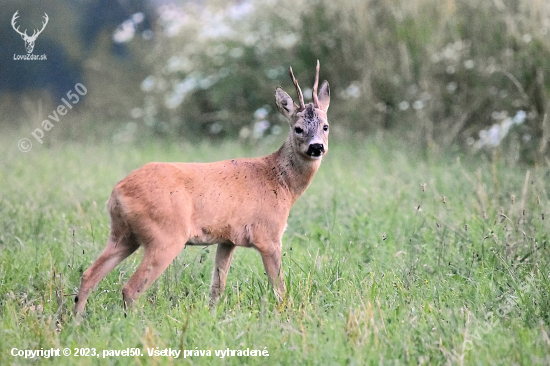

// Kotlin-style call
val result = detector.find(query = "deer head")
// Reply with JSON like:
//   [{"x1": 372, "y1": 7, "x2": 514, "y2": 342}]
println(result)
[
  {"x1": 11, "y1": 11, "x2": 49, "y2": 54},
  {"x1": 276, "y1": 60, "x2": 331, "y2": 160}
]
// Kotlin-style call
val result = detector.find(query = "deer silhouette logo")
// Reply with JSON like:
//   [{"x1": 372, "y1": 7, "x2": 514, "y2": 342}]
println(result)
[{"x1": 11, "y1": 11, "x2": 49, "y2": 54}]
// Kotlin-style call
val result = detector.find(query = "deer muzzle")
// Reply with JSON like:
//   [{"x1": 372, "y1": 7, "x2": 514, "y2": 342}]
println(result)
[{"x1": 306, "y1": 143, "x2": 325, "y2": 158}]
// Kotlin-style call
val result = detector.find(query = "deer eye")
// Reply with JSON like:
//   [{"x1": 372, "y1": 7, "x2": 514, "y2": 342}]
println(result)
[
  {"x1": 323, "y1": 125, "x2": 329, "y2": 131},
  {"x1": 294, "y1": 127, "x2": 303, "y2": 134}
]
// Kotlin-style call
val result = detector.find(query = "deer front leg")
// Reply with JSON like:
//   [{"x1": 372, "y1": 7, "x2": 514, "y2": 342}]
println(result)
[
  {"x1": 259, "y1": 243, "x2": 286, "y2": 302},
  {"x1": 209, "y1": 242, "x2": 236, "y2": 307}
]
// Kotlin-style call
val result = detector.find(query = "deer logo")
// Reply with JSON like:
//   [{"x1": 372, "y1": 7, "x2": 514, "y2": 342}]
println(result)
[{"x1": 11, "y1": 11, "x2": 49, "y2": 54}]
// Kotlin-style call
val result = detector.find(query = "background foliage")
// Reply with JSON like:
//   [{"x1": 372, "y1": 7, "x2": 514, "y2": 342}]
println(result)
[
  {"x1": 136, "y1": 0, "x2": 550, "y2": 158},
  {"x1": 2, "y1": 0, "x2": 550, "y2": 160}
]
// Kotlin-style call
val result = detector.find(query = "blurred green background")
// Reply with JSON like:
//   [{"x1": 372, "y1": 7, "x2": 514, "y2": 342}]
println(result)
[{"x1": 2, "y1": 0, "x2": 550, "y2": 161}]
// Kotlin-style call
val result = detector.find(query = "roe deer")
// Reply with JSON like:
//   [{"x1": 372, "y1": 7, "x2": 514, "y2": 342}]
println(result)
[{"x1": 74, "y1": 61, "x2": 330, "y2": 314}]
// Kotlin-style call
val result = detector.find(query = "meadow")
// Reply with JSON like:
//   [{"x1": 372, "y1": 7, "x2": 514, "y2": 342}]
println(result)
[{"x1": 1, "y1": 133, "x2": 550, "y2": 365}]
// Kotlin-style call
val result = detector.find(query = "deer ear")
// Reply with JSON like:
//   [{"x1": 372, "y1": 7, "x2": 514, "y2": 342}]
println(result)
[
  {"x1": 275, "y1": 87, "x2": 296, "y2": 118},
  {"x1": 317, "y1": 81, "x2": 330, "y2": 113}
]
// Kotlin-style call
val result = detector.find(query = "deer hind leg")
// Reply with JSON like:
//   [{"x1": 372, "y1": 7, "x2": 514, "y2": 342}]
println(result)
[
  {"x1": 121, "y1": 229, "x2": 186, "y2": 311},
  {"x1": 209, "y1": 242, "x2": 236, "y2": 307},
  {"x1": 74, "y1": 227, "x2": 139, "y2": 314}
]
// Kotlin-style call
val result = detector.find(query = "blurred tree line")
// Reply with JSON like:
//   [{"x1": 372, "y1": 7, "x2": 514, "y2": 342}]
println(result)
[{"x1": 2, "y1": 0, "x2": 550, "y2": 162}]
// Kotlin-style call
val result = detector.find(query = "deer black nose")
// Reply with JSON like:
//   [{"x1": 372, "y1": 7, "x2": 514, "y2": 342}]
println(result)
[{"x1": 307, "y1": 143, "x2": 325, "y2": 157}]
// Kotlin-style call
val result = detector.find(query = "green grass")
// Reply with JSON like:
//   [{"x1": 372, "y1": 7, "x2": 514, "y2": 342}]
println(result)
[{"x1": 1, "y1": 133, "x2": 550, "y2": 365}]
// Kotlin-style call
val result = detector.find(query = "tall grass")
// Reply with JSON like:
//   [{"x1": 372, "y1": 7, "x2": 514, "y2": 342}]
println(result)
[{"x1": 1, "y1": 132, "x2": 549, "y2": 364}]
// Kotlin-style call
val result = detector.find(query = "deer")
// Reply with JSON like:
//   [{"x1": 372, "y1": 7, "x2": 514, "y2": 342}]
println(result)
[
  {"x1": 73, "y1": 61, "x2": 330, "y2": 316},
  {"x1": 11, "y1": 11, "x2": 49, "y2": 54}
]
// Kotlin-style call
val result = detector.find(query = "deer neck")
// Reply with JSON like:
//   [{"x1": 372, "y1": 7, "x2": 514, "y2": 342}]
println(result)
[{"x1": 271, "y1": 135, "x2": 322, "y2": 203}]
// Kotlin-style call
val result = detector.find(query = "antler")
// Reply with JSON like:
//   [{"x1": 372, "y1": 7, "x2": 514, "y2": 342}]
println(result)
[
  {"x1": 29, "y1": 13, "x2": 49, "y2": 40},
  {"x1": 289, "y1": 66, "x2": 305, "y2": 111},
  {"x1": 11, "y1": 11, "x2": 27, "y2": 38},
  {"x1": 312, "y1": 60, "x2": 320, "y2": 108},
  {"x1": 11, "y1": 11, "x2": 48, "y2": 40}
]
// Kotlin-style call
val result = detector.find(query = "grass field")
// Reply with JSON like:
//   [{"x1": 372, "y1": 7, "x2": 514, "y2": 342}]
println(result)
[{"x1": 1, "y1": 133, "x2": 550, "y2": 365}]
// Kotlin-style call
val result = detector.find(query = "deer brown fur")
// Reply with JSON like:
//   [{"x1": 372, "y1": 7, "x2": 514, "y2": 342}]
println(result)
[{"x1": 73, "y1": 61, "x2": 330, "y2": 314}]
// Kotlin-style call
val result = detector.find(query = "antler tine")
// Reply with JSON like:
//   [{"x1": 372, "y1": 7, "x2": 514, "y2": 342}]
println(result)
[
  {"x1": 11, "y1": 11, "x2": 19, "y2": 26},
  {"x1": 33, "y1": 13, "x2": 49, "y2": 38},
  {"x1": 312, "y1": 60, "x2": 320, "y2": 108},
  {"x1": 11, "y1": 11, "x2": 27, "y2": 37},
  {"x1": 289, "y1": 66, "x2": 305, "y2": 110},
  {"x1": 42, "y1": 14, "x2": 49, "y2": 29}
]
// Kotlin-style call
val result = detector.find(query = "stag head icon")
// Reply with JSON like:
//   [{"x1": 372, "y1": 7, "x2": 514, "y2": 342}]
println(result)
[{"x1": 11, "y1": 11, "x2": 49, "y2": 54}]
